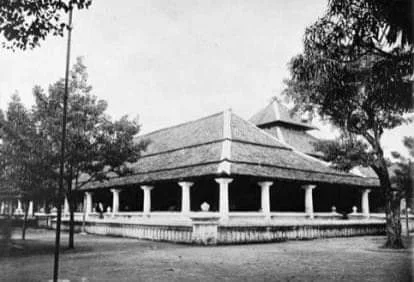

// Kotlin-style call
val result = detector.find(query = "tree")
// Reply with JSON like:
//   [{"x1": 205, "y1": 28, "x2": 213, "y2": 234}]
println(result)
[
  {"x1": 284, "y1": 0, "x2": 413, "y2": 248},
  {"x1": 304, "y1": 0, "x2": 412, "y2": 64},
  {"x1": 391, "y1": 137, "x2": 414, "y2": 209},
  {"x1": 33, "y1": 57, "x2": 147, "y2": 248},
  {"x1": 0, "y1": 94, "x2": 55, "y2": 239},
  {"x1": 313, "y1": 134, "x2": 374, "y2": 172},
  {"x1": 0, "y1": 0, "x2": 92, "y2": 50}
]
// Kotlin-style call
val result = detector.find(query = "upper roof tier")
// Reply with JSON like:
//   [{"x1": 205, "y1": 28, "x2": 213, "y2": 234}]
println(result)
[
  {"x1": 249, "y1": 99, "x2": 316, "y2": 130},
  {"x1": 83, "y1": 110, "x2": 378, "y2": 190}
]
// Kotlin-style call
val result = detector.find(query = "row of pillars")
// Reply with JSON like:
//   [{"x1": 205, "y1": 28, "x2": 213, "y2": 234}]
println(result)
[
  {"x1": 79, "y1": 178, "x2": 372, "y2": 220},
  {"x1": 0, "y1": 199, "x2": 34, "y2": 216},
  {"x1": 0, "y1": 184, "x2": 372, "y2": 219}
]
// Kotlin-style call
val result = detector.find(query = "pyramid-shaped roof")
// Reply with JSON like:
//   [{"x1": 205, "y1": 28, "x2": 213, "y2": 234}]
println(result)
[
  {"x1": 249, "y1": 99, "x2": 316, "y2": 130},
  {"x1": 84, "y1": 110, "x2": 378, "y2": 190}
]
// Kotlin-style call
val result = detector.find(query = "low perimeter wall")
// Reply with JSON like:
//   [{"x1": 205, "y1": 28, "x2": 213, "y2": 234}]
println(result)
[
  {"x1": 49, "y1": 218, "x2": 387, "y2": 245},
  {"x1": 217, "y1": 223, "x2": 385, "y2": 244}
]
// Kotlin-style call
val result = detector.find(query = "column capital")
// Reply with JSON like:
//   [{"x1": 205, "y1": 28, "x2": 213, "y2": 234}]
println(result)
[
  {"x1": 302, "y1": 184, "x2": 316, "y2": 190},
  {"x1": 110, "y1": 188, "x2": 121, "y2": 193},
  {"x1": 362, "y1": 189, "x2": 371, "y2": 194},
  {"x1": 141, "y1": 185, "x2": 154, "y2": 191},
  {"x1": 258, "y1": 181, "x2": 273, "y2": 188},
  {"x1": 215, "y1": 178, "x2": 233, "y2": 185},
  {"x1": 178, "y1": 181, "x2": 194, "y2": 188}
]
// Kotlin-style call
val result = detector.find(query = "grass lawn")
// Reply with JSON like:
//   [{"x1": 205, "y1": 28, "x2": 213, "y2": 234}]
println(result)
[{"x1": 0, "y1": 228, "x2": 412, "y2": 282}]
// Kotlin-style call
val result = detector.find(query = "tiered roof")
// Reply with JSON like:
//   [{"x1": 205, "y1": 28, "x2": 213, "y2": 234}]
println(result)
[
  {"x1": 249, "y1": 100, "x2": 322, "y2": 157},
  {"x1": 84, "y1": 110, "x2": 379, "y2": 190},
  {"x1": 249, "y1": 100, "x2": 315, "y2": 130}
]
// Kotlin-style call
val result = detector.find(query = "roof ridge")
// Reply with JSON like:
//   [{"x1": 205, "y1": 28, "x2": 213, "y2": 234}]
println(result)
[
  {"x1": 136, "y1": 111, "x2": 223, "y2": 140},
  {"x1": 233, "y1": 111, "x2": 290, "y2": 149},
  {"x1": 217, "y1": 108, "x2": 232, "y2": 175},
  {"x1": 240, "y1": 108, "x2": 337, "y2": 167},
  {"x1": 272, "y1": 101, "x2": 286, "y2": 143},
  {"x1": 252, "y1": 121, "x2": 364, "y2": 178}
]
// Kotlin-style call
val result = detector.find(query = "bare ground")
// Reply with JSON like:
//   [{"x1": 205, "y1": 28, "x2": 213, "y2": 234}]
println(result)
[{"x1": 0, "y1": 229, "x2": 412, "y2": 282}]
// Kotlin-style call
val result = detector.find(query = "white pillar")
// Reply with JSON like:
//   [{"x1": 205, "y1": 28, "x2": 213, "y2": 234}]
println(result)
[
  {"x1": 84, "y1": 192, "x2": 92, "y2": 216},
  {"x1": 0, "y1": 201, "x2": 4, "y2": 214},
  {"x1": 64, "y1": 197, "x2": 70, "y2": 215},
  {"x1": 111, "y1": 189, "x2": 121, "y2": 215},
  {"x1": 215, "y1": 178, "x2": 233, "y2": 221},
  {"x1": 28, "y1": 201, "x2": 34, "y2": 216},
  {"x1": 15, "y1": 199, "x2": 23, "y2": 215},
  {"x1": 302, "y1": 185, "x2": 316, "y2": 219},
  {"x1": 178, "y1": 182, "x2": 193, "y2": 215},
  {"x1": 258, "y1": 181, "x2": 273, "y2": 220},
  {"x1": 141, "y1": 185, "x2": 153, "y2": 216},
  {"x1": 361, "y1": 189, "x2": 371, "y2": 218}
]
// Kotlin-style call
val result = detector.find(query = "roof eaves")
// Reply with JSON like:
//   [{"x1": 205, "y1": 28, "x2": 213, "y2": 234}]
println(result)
[
  {"x1": 228, "y1": 160, "x2": 365, "y2": 179},
  {"x1": 252, "y1": 121, "x2": 373, "y2": 183},
  {"x1": 260, "y1": 120, "x2": 317, "y2": 130}
]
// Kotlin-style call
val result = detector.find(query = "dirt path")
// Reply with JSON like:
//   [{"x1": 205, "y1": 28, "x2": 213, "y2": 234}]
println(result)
[{"x1": 0, "y1": 229, "x2": 412, "y2": 281}]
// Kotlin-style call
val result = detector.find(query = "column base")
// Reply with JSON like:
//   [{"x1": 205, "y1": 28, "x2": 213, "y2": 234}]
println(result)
[
  {"x1": 219, "y1": 214, "x2": 229, "y2": 224},
  {"x1": 306, "y1": 213, "x2": 314, "y2": 219}
]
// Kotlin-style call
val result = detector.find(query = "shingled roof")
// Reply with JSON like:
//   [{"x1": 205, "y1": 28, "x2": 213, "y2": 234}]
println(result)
[
  {"x1": 84, "y1": 110, "x2": 379, "y2": 190},
  {"x1": 249, "y1": 99, "x2": 316, "y2": 130},
  {"x1": 260, "y1": 126, "x2": 323, "y2": 158},
  {"x1": 249, "y1": 100, "x2": 323, "y2": 157}
]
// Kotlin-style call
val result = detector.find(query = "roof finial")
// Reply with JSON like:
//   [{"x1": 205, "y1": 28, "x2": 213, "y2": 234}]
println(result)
[{"x1": 270, "y1": 95, "x2": 281, "y2": 104}]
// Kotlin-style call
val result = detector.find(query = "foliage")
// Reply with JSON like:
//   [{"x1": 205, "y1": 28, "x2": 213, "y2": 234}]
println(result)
[
  {"x1": 0, "y1": 0, "x2": 92, "y2": 50},
  {"x1": 305, "y1": 0, "x2": 412, "y2": 62},
  {"x1": 0, "y1": 94, "x2": 55, "y2": 202},
  {"x1": 390, "y1": 137, "x2": 414, "y2": 207},
  {"x1": 287, "y1": 0, "x2": 413, "y2": 136},
  {"x1": 32, "y1": 57, "x2": 147, "y2": 248},
  {"x1": 33, "y1": 57, "x2": 146, "y2": 190},
  {"x1": 0, "y1": 58, "x2": 146, "y2": 246},
  {"x1": 313, "y1": 134, "x2": 375, "y2": 171},
  {"x1": 284, "y1": 0, "x2": 412, "y2": 248}
]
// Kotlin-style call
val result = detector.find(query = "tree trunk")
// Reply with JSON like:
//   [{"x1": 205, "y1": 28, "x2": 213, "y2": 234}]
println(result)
[
  {"x1": 68, "y1": 179, "x2": 75, "y2": 249},
  {"x1": 21, "y1": 200, "x2": 29, "y2": 240},
  {"x1": 68, "y1": 195, "x2": 75, "y2": 249},
  {"x1": 376, "y1": 158, "x2": 404, "y2": 248}
]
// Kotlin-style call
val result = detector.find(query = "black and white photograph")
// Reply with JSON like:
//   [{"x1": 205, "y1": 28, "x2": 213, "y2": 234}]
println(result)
[{"x1": 0, "y1": 0, "x2": 412, "y2": 281}]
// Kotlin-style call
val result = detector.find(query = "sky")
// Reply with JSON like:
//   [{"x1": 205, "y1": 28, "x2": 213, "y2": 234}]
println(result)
[{"x1": 0, "y1": 0, "x2": 411, "y2": 157}]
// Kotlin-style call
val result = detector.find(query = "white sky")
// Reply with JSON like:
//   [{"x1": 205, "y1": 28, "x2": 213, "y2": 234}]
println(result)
[{"x1": 0, "y1": 0, "x2": 412, "y2": 157}]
